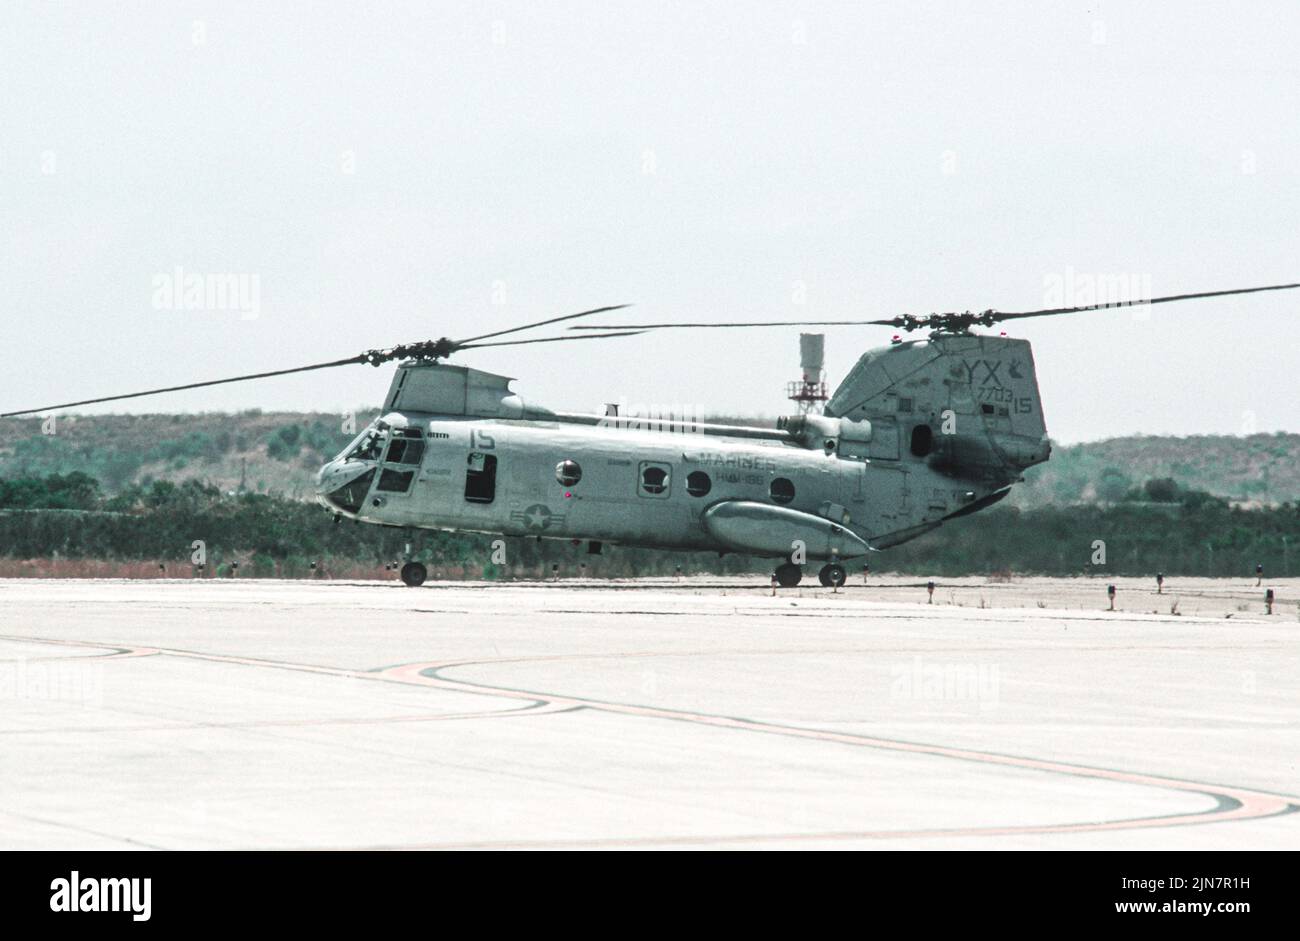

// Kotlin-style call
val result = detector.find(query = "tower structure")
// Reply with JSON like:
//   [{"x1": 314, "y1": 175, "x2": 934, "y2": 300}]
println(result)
[{"x1": 786, "y1": 333, "x2": 828, "y2": 414}]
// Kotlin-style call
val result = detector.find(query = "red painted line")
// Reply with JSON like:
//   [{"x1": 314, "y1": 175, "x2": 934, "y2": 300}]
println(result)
[
  {"x1": 377, "y1": 657, "x2": 1298, "y2": 839},
  {"x1": 0, "y1": 702, "x2": 574, "y2": 737},
  {"x1": 0, "y1": 634, "x2": 160, "y2": 661},
  {"x1": 6, "y1": 634, "x2": 1295, "y2": 841}
]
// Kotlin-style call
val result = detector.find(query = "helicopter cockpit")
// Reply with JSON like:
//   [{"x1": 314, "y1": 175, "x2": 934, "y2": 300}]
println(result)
[
  {"x1": 339, "y1": 419, "x2": 390, "y2": 463},
  {"x1": 317, "y1": 416, "x2": 429, "y2": 516}
]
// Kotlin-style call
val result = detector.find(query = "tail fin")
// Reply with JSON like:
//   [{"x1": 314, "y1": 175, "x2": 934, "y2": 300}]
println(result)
[{"x1": 826, "y1": 333, "x2": 1050, "y2": 545}]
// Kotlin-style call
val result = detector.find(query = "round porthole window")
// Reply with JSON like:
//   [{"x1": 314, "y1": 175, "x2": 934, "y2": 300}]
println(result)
[
  {"x1": 641, "y1": 465, "x2": 669, "y2": 495},
  {"x1": 555, "y1": 459, "x2": 582, "y2": 487},
  {"x1": 686, "y1": 470, "x2": 712, "y2": 497},
  {"x1": 770, "y1": 477, "x2": 795, "y2": 505}
]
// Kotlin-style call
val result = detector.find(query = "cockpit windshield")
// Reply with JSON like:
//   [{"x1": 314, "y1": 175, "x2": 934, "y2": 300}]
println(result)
[{"x1": 341, "y1": 421, "x2": 389, "y2": 463}]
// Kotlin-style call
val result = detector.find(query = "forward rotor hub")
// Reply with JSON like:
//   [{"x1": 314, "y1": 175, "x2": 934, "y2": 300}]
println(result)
[{"x1": 361, "y1": 337, "x2": 458, "y2": 366}]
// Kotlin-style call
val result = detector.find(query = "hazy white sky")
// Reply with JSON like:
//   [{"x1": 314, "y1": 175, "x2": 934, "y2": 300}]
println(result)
[{"x1": 2, "y1": 1, "x2": 1297, "y2": 443}]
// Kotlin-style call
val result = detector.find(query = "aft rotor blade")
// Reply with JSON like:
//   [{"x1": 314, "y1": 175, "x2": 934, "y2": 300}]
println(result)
[
  {"x1": 0, "y1": 356, "x2": 366, "y2": 418},
  {"x1": 991, "y1": 282, "x2": 1300, "y2": 323},
  {"x1": 457, "y1": 304, "x2": 632, "y2": 345},
  {"x1": 574, "y1": 282, "x2": 1300, "y2": 333},
  {"x1": 458, "y1": 330, "x2": 646, "y2": 350}
]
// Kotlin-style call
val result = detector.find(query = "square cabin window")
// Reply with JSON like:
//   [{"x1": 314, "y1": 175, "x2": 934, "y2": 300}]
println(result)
[{"x1": 465, "y1": 453, "x2": 497, "y2": 504}]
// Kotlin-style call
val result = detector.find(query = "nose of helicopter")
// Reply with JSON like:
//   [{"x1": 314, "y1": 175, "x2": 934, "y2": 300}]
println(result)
[
  {"x1": 315, "y1": 459, "x2": 376, "y2": 515},
  {"x1": 315, "y1": 459, "x2": 340, "y2": 492},
  {"x1": 314, "y1": 459, "x2": 344, "y2": 508}
]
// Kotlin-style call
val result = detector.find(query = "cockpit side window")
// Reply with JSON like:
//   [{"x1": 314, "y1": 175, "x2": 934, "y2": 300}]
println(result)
[
  {"x1": 385, "y1": 437, "x2": 425, "y2": 466},
  {"x1": 377, "y1": 468, "x2": 415, "y2": 493},
  {"x1": 382, "y1": 428, "x2": 428, "y2": 467},
  {"x1": 343, "y1": 421, "x2": 390, "y2": 462},
  {"x1": 365, "y1": 427, "x2": 424, "y2": 492}
]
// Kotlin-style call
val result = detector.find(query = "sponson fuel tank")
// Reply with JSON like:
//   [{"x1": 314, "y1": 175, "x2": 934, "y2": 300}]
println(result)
[{"x1": 702, "y1": 501, "x2": 871, "y2": 561}]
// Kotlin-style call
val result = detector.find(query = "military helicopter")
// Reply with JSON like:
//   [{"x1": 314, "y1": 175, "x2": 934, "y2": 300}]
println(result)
[{"x1": 4, "y1": 283, "x2": 1296, "y2": 588}]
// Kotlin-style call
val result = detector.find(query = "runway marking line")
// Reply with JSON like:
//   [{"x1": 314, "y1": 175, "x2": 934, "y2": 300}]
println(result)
[
  {"x1": 4, "y1": 633, "x2": 1297, "y2": 845},
  {"x1": 379, "y1": 657, "x2": 1300, "y2": 842}
]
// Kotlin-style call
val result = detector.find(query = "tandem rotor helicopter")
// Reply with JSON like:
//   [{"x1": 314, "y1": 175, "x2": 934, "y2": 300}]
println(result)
[{"x1": 5, "y1": 282, "x2": 1297, "y2": 588}]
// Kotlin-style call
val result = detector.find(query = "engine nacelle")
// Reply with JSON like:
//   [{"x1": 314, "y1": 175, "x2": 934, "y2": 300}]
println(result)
[{"x1": 778, "y1": 414, "x2": 872, "y2": 455}]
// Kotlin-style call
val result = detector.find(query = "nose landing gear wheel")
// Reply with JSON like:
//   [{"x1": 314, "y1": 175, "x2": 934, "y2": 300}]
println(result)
[
  {"x1": 818, "y1": 563, "x2": 846, "y2": 588},
  {"x1": 400, "y1": 561, "x2": 427, "y2": 587},
  {"x1": 774, "y1": 562, "x2": 803, "y2": 587}
]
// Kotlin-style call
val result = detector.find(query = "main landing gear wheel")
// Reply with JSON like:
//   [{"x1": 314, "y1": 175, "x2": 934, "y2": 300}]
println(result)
[
  {"x1": 774, "y1": 562, "x2": 803, "y2": 587},
  {"x1": 818, "y1": 563, "x2": 847, "y2": 588},
  {"x1": 400, "y1": 561, "x2": 427, "y2": 587}
]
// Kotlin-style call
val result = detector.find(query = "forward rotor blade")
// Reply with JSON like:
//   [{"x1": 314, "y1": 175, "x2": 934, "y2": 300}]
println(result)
[
  {"x1": 571, "y1": 319, "x2": 882, "y2": 330},
  {"x1": 2, "y1": 303, "x2": 638, "y2": 417},
  {"x1": 0, "y1": 356, "x2": 366, "y2": 418},
  {"x1": 457, "y1": 304, "x2": 632, "y2": 345},
  {"x1": 990, "y1": 282, "x2": 1300, "y2": 322},
  {"x1": 458, "y1": 330, "x2": 646, "y2": 350}
]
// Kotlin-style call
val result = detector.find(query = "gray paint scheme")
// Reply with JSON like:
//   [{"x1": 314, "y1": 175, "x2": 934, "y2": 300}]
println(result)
[{"x1": 315, "y1": 334, "x2": 1051, "y2": 562}]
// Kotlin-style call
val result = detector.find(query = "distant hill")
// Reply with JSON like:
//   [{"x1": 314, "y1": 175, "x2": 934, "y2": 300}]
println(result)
[
  {"x1": 1013, "y1": 433, "x2": 1297, "y2": 508},
  {"x1": 0, "y1": 413, "x2": 1290, "y2": 507},
  {"x1": 0, "y1": 411, "x2": 380, "y2": 498}
]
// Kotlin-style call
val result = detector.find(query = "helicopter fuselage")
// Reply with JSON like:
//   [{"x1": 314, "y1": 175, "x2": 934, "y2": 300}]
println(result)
[
  {"x1": 314, "y1": 336, "x2": 1052, "y2": 569},
  {"x1": 317, "y1": 414, "x2": 878, "y2": 559}
]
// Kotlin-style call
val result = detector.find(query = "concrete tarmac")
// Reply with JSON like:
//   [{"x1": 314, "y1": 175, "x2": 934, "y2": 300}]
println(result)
[{"x1": 0, "y1": 575, "x2": 1296, "y2": 849}]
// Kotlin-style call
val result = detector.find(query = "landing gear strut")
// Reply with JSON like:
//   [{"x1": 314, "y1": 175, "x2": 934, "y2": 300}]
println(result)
[
  {"x1": 818, "y1": 563, "x2": 846, "y2": 588},
  {"x1": 774, "y1": 562, "x2": 802, "y2": 587}
]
